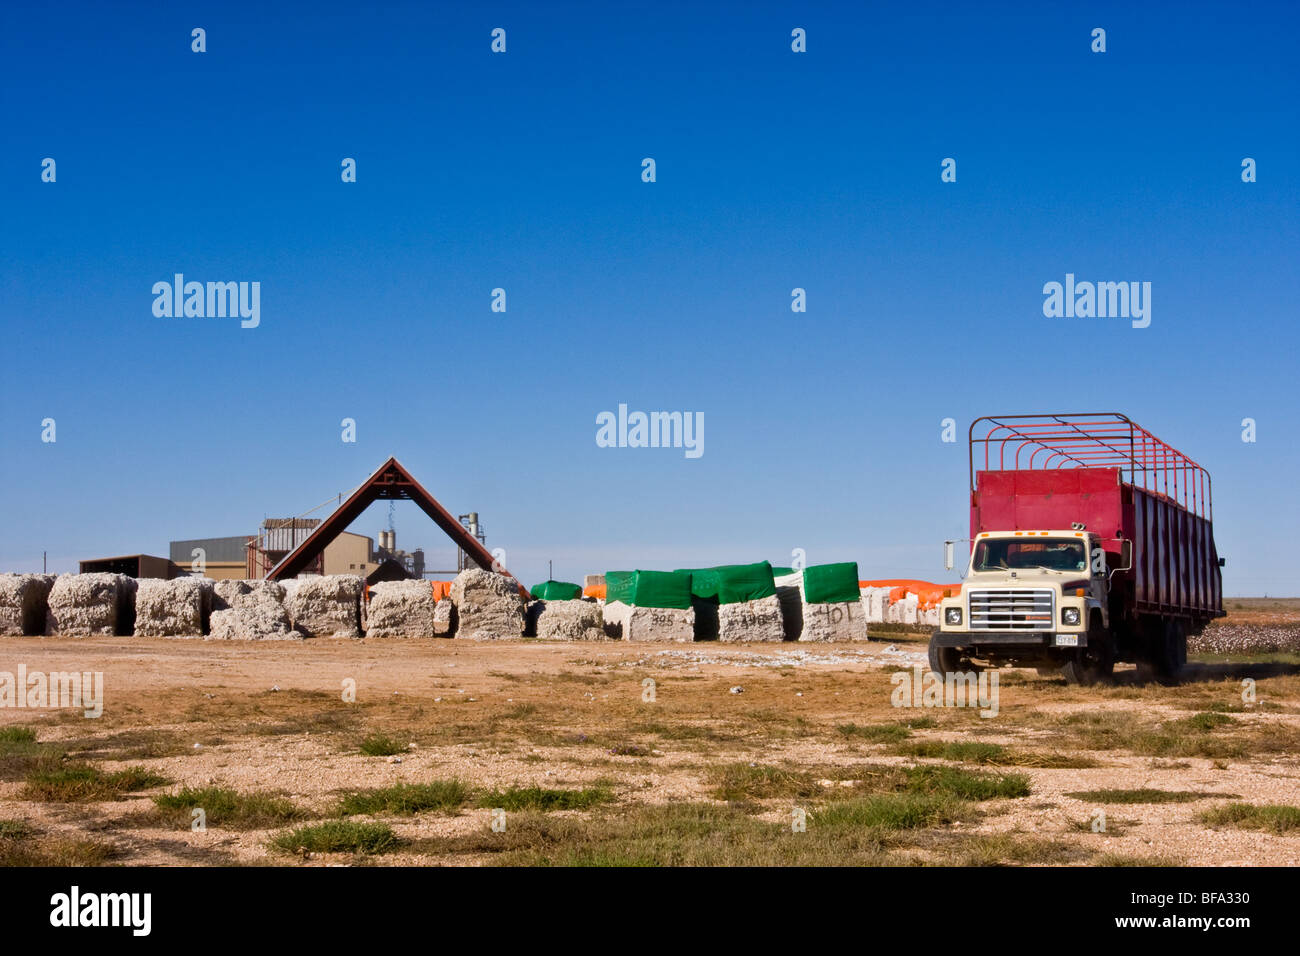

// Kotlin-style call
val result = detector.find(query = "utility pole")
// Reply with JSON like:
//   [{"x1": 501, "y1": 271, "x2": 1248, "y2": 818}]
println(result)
[
  {"x1": 43, "y1": 551, "x2": 47, "y2": 574},
  {"x1": 548, "y1": 559, "x2": 553, "y2": 581}
]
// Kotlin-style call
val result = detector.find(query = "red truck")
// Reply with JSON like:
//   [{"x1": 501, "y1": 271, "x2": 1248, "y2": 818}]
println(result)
[{"x1": 932, "y1": 413, "x2": 1225, "y2": 683}]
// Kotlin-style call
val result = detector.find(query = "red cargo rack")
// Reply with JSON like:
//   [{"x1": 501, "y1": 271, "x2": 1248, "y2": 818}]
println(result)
[{"x1": 969, "y1": 413, "x2": 1211, "y2": 519}]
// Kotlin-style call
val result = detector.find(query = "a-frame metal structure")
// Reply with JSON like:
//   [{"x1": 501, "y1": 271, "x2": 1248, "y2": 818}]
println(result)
[{"x1": 265, "y1": 457, "x2": 519, "y2": 590}]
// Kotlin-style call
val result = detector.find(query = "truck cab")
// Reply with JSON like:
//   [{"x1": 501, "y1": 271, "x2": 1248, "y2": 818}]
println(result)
[{"x1": 935, "y1": 529, "x2": 1114, "y2": 683}]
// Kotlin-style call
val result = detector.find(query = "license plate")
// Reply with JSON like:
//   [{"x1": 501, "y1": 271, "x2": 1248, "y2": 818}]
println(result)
[{"x1": 1055, "y1": 634, "x2": 1079, "y2": 647}]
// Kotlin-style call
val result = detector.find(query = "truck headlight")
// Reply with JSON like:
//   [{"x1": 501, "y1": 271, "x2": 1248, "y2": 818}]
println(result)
[
  {"x1": 945, "y1": 607, "x2": 962, "y2": 626},
  {"x1": 1061, "y1": 607, "x2": 1081, "y2": 626}
]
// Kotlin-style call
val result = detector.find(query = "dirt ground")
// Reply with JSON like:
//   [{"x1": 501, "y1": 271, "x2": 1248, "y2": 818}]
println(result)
[{"x1": 2, "y1": 607, "x2": 1299, "y2": 867}]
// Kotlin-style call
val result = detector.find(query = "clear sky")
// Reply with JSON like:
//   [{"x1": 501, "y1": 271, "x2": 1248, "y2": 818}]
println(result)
[{"x1": 1, "y1": 1, "x2": 1296, "y2": 595}]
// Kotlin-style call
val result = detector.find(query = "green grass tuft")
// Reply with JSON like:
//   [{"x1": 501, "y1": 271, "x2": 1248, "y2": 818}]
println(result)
[
  {"x1": 338, "y1": 780, "x2": 470, "y2": 816},
  {"x1": 476, "y1": 785, "x2": 613, "y2": 812},
  {"x1": 22, "y1": 764, "x2": 168, "y2": 802},
  {"x1": 153, "y1": 786, "x2": 304, "y2": 828},
  {"x1": 1200, "y1": 802, "x2": 1300, "y2": 834},
  {"x1": 904, "y1": 764, "x2": 1031, "y2": 800},
  {"x1": 272, "y1": 821, "x2": 397, "y2": 855},
  {"x1": 815, "y1": 793, "x2": 961, "y2": 830},
  {"x1": 359, "y1": 734, "x2": 408, "y2": 756},
  {"x1": 1068, "y1": 788, "x2": 1228, "y2": 805},
  {"x1": 836, "y1": 723, "x2": 912, "y2": 744}
]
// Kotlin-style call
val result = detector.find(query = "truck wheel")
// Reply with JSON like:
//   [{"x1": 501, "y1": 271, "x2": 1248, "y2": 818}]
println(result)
[
  {"x1": 1060, "y1": 617, "x2": 1114, "y2": 686},
  {"x1": 928, "y1": 634, "x2": 964, "y2": 678},
  {"x1": 1151, "y1": 618, "x2": 1187, "y2": 681}
]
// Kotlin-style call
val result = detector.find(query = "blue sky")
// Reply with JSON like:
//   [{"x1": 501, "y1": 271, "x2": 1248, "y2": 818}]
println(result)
[{"x1": 1, "y1": 1, "x2": 1296, "y2": 594}]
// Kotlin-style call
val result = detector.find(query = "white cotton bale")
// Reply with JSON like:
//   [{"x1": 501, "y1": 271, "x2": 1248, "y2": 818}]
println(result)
[
  {"x1": 0, "y1": 573, "x2": 55, "y2": 635},
  {"x1": 133, "y1": 577, "x2": 208, "y2": 637},
  {"x1": 885, "y1": 593, "x2": 919, "y2": 626},
  {"x1": 859, "y1": 587, "x2": 891, "y2": 624},
  {"x1": 365, "y1": 579, "x2": 437, "y2": 638},
  {"x1": 449, "y1": 568, "x2": 524, "y2": 640},
  {"x1": 625, "y1": 606, "x2": 695, "y2": 643},
  {"x1": 289, "y1": 574, "x2": 363, "y2": 638},
  {"x1": 602, "y1": 600, "x2": 632, "y2": 639},
  {"x1": 718, "y1": 594, "x2": 786, "y2": 643},
  {"x1": 799, "y1": 598, "x2": 869, "y2": 642},
  {"x1": 208, "y1": 595, "x2": 303, "y2": 641},
  {"x1": 45, "y1": 573, "x2": 133, "y2": 636},
  {"x1": 213, "y1": 579, "x2": 286, "y2": 611},
  {"x1": 536, "y1": 599, "x2": 605, "y2": 641},
  {"x1": 433, "y1": 598, "x2": 455, "y2": 637}
]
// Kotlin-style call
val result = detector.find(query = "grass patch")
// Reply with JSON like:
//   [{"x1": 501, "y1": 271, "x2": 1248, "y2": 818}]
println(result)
[
  {"x1": 476, "y1": 785, "x2": 614, "y2": 812},
  {"x1": 0, "y1": 826, "x2": 116, "y2": 866},
  {"x1": 949, "y1": 833, "x2": 1086, "y2": 866},
  {"x1": 708, "y1": 763, "x2": 822, "y2": 802},
  {"x1": 338, "y1": 780, "x2": 470, "y2": 816},
  {"x1": 1049, "y1": 710, "x2": 1250, "y2": 759},
  {"x1": 0, "y1": 728, "x2": 65, "y2": 781},
  {"x1": 359, "y1": 734, "x2": 408, "y2": 757},
  {"x1": 22, "y1": 764, "x2": 168, "y2": 802},
  {"x1": 1095, "y1": 852, "x2": 1182, "y2": 867},
  {"x1": 1069, "y1": 788, "x2": 1229, "y2": 805},
  {"x1": 904, "y1": 764, "x2": 1031, "y2": 801},
  {"x1": 1176, "y1": 712, "x2": 1236, "y2": 732},
  {"x1": 272, "y1": 821, "x2": 397, "y2": 855},
  {"x1": 61, "y1": 729, "x2": 194, "y2": 761},
  {"x1": 895, "y1": 741, "x2": 1094, "y2": 768},
  {"x1": 814, "y1": 793, "x2": 962, "y2": 830},
  {"x1": 1200, "y1": 802, "x2": 1300, "y2": 834},
  {"x1": 153, "y1": 786, "x2": 304, "y2": 828},
  {"x1": 897, "y1": 741, "x2": 1006, "y2": 763},
  {"x1": 421, "y1": 803, "x2": 897, "y2": 866},
  {"x1": 0, "y1": 820, "x2": 33, "y2": 839},
  {"x1": 836, "y1": 723, "x2": 911, "y2": 744}
]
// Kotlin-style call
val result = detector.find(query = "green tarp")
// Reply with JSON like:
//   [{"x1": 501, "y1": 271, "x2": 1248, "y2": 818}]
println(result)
[
  {"x1": 530, "y1": 580, "x2": 582, "y2": 601},
  {"x1": 674, "y1": 562, "x2": 776, "y2": 605},
  {"x1": 604, "y1": 570, "x2": 693, "y2": 610},
  {"x1": 801, "y1": 562, "x2": 861, "y2": 604}
]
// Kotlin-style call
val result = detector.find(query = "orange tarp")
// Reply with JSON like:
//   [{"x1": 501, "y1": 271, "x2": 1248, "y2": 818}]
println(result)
[{"x1": 859, "y1": 579, "x2": 962, "y2": 609}]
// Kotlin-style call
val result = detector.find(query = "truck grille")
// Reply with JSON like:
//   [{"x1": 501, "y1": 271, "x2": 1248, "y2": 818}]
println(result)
[{"x1": 968, "y1": 589, "x2": 1054, "y2": 630}]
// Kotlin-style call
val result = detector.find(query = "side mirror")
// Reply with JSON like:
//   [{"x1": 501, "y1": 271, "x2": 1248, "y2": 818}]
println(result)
[
  {"x1": 1218, "y1": 557, "x2": 1226, "y2": 568},
  {"x1": 1108, "y1": 540, "x2": 1134, "y2": 580},
  {"x1": 944, "y1": 541, "x2": 955, "y2": 571}
]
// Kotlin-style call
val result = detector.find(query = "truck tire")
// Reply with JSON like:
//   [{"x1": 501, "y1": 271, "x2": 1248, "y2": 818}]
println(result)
[
  {"x1": 1135, "y1": 618, "x2": 1186, "y2": 683},
  {"x1": 928, "y1": 634, "x2": 964, "y2": 678},
  {"x1": 1153, "y1": 618, "x2": 1187, "y2": 680},
  {"x1": 1061, "y1": 616, "x2": 1114, "y2": 686}
]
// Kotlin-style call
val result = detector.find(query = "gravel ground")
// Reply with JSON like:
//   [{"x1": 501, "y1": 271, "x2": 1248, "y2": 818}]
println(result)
[{"x1": 2, "y1": 625, "x2": 1298, "y2": 866}]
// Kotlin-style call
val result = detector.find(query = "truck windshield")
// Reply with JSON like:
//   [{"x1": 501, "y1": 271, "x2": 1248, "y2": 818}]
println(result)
[{"x1": 972, "y1": 538, "x2": 1087, "y2": 573}]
